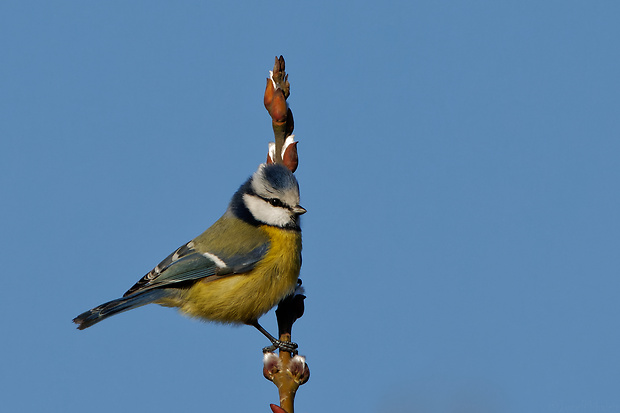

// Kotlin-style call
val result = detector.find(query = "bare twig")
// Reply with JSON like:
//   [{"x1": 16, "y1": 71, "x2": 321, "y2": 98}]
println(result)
[{"x1": 262, "y1": 56, "x2": 308, "y2": 413}]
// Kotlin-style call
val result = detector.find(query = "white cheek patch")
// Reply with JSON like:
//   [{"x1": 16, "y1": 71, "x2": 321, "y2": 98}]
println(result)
[{"x1": 243, "y1": 194, "x2": 292, "y2": 227}]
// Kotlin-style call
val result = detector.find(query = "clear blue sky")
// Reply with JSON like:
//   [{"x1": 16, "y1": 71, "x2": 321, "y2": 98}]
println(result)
[{"x1": 1, "y1": 1, "x2": 619, "y2": 412}]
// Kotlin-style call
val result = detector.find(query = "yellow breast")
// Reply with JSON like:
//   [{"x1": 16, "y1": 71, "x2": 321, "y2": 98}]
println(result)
[{"x1": 174, "y1": 226, "x2": 302, "y2": 324}]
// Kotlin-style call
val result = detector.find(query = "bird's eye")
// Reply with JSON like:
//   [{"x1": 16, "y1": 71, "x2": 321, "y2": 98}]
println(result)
[{"x1": 268, "y1": 198, "x2": 284, "y2": 208}]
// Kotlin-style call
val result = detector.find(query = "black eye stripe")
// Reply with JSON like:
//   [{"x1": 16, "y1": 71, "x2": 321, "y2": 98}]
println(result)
[{"x1": 265, "y1": 197, "x2": 287, "y2": 208}]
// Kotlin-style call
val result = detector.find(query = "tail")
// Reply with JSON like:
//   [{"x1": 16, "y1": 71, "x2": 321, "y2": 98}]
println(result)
[{"x1": 73, "y1": 289, "x2": 168, "y2": 330}]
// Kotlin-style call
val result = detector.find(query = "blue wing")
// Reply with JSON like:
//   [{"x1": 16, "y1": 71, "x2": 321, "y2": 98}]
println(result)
[
  {"x1": 74, "y1": 213, "x2": 271, "y2": 330},
  {"x1": 123, "y1": 239, "x2": 269, "y2": 297}
]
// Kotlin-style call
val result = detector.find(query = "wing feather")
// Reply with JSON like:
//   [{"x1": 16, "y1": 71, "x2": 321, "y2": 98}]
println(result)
[{"x1": 123, "y1": 239, "x2": 269, "y2": 297}]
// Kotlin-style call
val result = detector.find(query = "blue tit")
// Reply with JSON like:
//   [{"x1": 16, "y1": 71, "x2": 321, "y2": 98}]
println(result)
[{"x1": 73, "y1": 163, "x2": 306, "y2": 352}]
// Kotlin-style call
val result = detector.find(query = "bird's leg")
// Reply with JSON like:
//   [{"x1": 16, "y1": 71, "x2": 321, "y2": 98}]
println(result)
[{"x1": 250, "y1": 320, "x2": 298, "y2": 354}]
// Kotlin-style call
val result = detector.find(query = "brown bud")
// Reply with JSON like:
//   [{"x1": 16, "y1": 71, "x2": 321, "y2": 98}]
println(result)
[
  {"x1": 266, "y1": 142, "x2": 275, "y2": 164},
  {"x1": 288, "y1": 355, "x2": 310, "y2": 385},
  {"x1": 282, "y1": 141, "x2": 298, "y2": 173},
  {"x1": 270, "y1": 56, "x2": 290, "y2": 98},
  {"x1": 264, "y1": 77, "x2": 275, "y2": 110},
  {"x1": 272, "y1": 56, "x2": 285, "y2": 80},
  {"x1": 263, "y1": 352, "x2": 280, "y2": 381},
  {"x1": 285, "y1": 108, "x2": 294, "y2": 137},
  {"x1": 269, "y1": 89, "x2": 288, "y2": 122},
  {"x1": 270, "y1": 404, "x2": 288, "y2": 413}
]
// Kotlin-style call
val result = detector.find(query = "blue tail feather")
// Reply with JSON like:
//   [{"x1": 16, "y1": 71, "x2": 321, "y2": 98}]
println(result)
[{"x1": 73, "y1": 289, "x2": 168, "y2": 330}]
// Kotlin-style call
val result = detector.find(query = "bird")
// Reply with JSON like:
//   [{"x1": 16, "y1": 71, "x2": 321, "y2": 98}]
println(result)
[{"x1": 73, "y1": 162, "x2": 306, "y2": 352}]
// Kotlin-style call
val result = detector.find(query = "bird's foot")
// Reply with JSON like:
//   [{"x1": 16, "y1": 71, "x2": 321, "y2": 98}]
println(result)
[{"x1": 263, "y1": 340, "x2": 299, "y2": 355}]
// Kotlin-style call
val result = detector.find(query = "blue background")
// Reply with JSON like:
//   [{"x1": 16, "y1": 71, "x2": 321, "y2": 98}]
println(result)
[{"x1": 1, "y1": 1, "x2": 619, "y2": 412}]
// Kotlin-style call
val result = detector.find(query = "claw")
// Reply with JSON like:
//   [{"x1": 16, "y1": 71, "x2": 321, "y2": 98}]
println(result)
[{"x1": 263, "y1": 340, "x2": 298, "y2": 355}]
